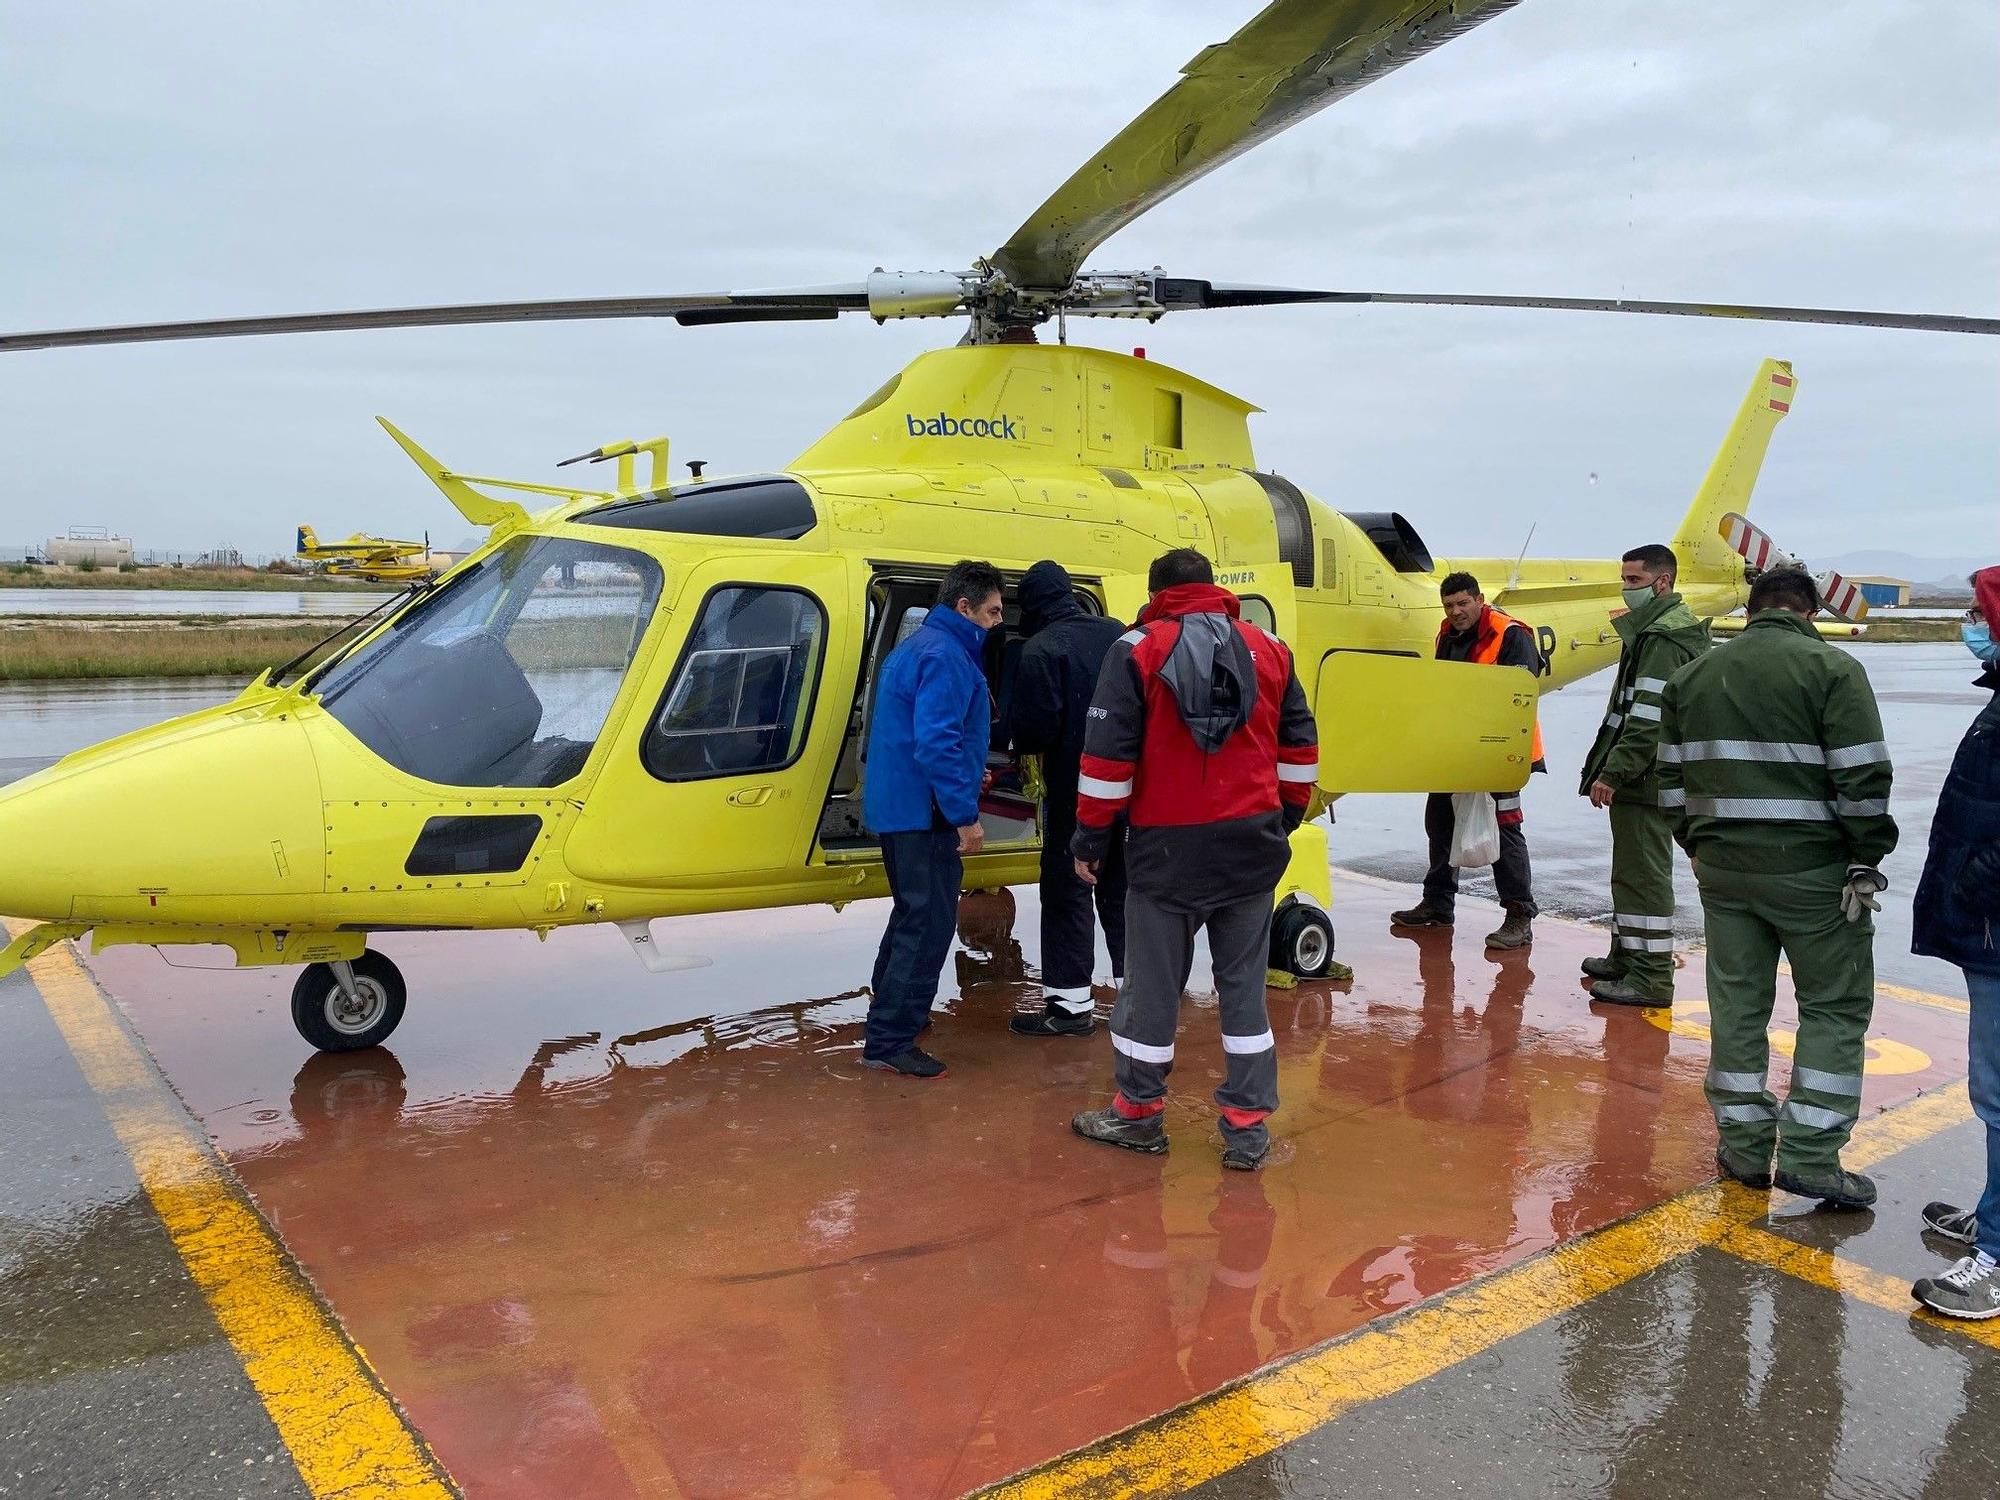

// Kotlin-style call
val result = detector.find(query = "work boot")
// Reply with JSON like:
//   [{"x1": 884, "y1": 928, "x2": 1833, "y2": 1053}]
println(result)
[
  {"x1": 1912, "y1": 1253, "x2": 2000, "y2": 1321},
  {"x1": 861, "y1": 1046, "x2": 948, "y2": 1080},
  {"x1": 1072, "y1": 1106, "x2": 1168, "y2": 1155},
  {"x1": 1587, "y1": 978, "x2": 1672, "y2": 1008},
  {"x1": 1715, "y1": 1144, "x2": 1773, "y2": 1191},
  {"x1": 1580, "y1": 955, "x2": 1627, "y2": 981},
  {"x1": 1010, "y1": 1004, "x2": 1094, "y2": 1038},
  {"x1": 1922, "y1": 1201, "x2": 1978, "y2": 1245},
  {"x1": 1221, "y1": 1140, "x2": 1269, "y2": 1172},
  {"x1": 1390, "y1": 903, "x2": 1453, "y2": 928},
  {"x1": 1484, "y1": 907, "x2": 1533, "y2": 950},
  {"x1": 1775, "y1": 1165, "x2": 1876, "y2": 1209}
]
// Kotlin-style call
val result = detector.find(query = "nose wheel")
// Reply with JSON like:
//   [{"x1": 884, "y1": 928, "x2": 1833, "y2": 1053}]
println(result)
[{"x1": 291, "y1": 950, "x2": 407, "y2": 1052}]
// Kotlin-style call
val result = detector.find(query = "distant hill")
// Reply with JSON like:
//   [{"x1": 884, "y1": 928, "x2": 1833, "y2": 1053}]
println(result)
[{"x1": 1822, "y1": 550, "x2": 1989, "y2": 592}]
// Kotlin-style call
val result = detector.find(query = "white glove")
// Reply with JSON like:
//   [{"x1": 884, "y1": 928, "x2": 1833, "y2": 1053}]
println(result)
[{"x1": 1840, "y1": 864, "x2": 1887, "y2": 923}]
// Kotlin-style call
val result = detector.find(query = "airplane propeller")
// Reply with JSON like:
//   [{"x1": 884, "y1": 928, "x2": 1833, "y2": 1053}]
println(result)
[{"x1": 2, "y1": 0, "x2": 1996, "y2": 352}]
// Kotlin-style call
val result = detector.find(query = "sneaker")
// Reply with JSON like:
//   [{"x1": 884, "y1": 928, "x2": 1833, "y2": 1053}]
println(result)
[
  {"x1": 1774, "y1": 1165, "x2": 1876, "y2": 1209},
  {"x1": 1221, "y1": 1140, "x2": 1269, "y2": 1172},
  {"x1": 1922, "y1": 1201, "x2": 1978, "y2": 1245},
  {"x1": 1913, "y1": 1253, "x2": 2000, "y2": 1321},
  {"x1": 1071, "y1": 1106, "x2": 1168, "y2": 1155},
  {"x1": 861, "y1": 1046, "x2": 948, "y2": 1079},
  {"x1": 1581, "y1": 955, "x2": 1627, "y2": 981},
  {"x1": 1715, "y1": 1145, "x2": 1773, "y2": 1191},
  {"x1": 1010, "y1": 1005, "x2": 1094, "y2": 1038},
  {"x1": 1485, "y1": 910, "x2": 1534, "y2": 950},
  {"x1": 1587, "y1": 978, "x2": 1673, "y2": 1008},
  {"x1": 1390, "y1": 904, "x2": 1453, "y2": 928}
]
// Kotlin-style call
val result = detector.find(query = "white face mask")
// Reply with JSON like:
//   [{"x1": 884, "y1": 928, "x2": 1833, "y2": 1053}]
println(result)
[{"x1": 1620, "y1": 586, "x2": 1656, "y2": 612}]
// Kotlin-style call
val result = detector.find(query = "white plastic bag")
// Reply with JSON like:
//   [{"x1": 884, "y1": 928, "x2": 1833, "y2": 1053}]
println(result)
[{"x1": 1449, "y1": 791, "x2": 1500, "y2": 868}]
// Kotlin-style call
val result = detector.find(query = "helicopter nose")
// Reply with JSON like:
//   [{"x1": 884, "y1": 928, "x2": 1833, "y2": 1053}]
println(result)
[{"x1": 0, "y1": 705, "x2": 326, "y2": 926}]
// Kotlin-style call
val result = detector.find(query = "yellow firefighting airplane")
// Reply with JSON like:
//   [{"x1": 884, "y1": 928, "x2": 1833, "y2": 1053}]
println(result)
[
  {"x1": 294, "y1": 524, "x2": 443, "y2": 583},
  {"x1": 1, "y1": 0, "x2": 1994, "y2": 1052}
]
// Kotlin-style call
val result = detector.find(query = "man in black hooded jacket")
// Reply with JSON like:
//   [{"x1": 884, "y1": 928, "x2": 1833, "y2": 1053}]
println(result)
[{"x1": 1004, "y1": 560, "x2": 1129, "y2": 1036}]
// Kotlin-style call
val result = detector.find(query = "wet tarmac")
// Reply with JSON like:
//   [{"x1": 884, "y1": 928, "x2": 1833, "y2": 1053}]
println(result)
[
  {"x1": 53, "y1": 875, "x2": 1971, "y2": 1498},
  {"x1": 0, "y1": 677, "x2": 243, "y2": 785},
  {"x1": 0, "y1": 588, "x2": 390, "y2": 617}
]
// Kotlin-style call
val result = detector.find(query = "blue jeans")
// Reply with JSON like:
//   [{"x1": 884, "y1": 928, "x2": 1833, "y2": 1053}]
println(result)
[
  {"x1": 864, "y1": 827, "x2": 963, "y2": 1060},
  {"x1": 1967, "y1": 968, "x2": 2000, "y2": 1259}
]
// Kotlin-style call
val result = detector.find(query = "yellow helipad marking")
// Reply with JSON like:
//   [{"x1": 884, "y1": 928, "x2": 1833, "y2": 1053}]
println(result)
[
  {"x1": 1719, "y1": 1222, "x2": 2000, "y2": 1352},
  {"x1": 1642, "y1": 998, "x2": 1934, "y2": 1076},
  {"x1": 985, "y1": 1082, "x2": 1980, "y2": 1499},
  {"x1": 4, "y1": 923, "x2": 455, "y2": 1499},
  {"x1": 1874, "y1": 980, "x2": 1972, "y2": 1016}
]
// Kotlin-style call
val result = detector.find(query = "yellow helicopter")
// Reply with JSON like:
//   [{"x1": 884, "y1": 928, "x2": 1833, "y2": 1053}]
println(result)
[
  {"x1": 294, "y1": 524, "x2": 448, "y2": 584},
  {"x1": 2, "y1": 0, "x2": 1994, "y2": 1052}
]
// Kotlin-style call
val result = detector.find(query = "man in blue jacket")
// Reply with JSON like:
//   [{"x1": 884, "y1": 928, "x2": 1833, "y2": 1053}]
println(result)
[{"x1": 861, "y1": 560, "x2": 1005, "y2": 1078}]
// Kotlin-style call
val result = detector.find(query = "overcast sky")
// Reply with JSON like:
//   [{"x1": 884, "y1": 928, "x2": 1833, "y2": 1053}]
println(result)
[{"x1": 2, "y1": 0, "x2": 1995, "y2": 565}]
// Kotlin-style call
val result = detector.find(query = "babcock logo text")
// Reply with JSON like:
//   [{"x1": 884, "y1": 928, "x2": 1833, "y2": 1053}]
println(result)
[{"x1": 904, "y1": 412, "x2": 1021, "y2": 440}]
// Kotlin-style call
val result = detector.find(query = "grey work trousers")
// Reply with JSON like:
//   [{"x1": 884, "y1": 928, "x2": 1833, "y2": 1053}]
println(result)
[{"x1": 1109, "y1": 888, "x2": 1279, "y2": 1152}]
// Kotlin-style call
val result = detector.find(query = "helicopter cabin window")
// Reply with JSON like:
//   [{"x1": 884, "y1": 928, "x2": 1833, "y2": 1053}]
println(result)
[
  {"x1": 313, "y1": 536, "x2": 661, "y2": 788},
  {"x1": 644, "y1": 586, "x2": 826, "y2": 781},
  {"x1": 1239, "y1": 596, "x2": 1277, "y2": 634}
]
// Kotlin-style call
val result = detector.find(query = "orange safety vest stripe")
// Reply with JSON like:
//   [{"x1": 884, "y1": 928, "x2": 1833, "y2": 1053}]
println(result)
[{"x1": 1449, "y1": 607, "x2": 1546, "y2": 763}]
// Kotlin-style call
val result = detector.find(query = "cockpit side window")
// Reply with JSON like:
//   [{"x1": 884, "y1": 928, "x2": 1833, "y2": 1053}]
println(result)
[
  {"x1": 643, "y1": 585, "x2": 827, "y2": 782},
  {"x1": 314, "y1": 536, "x2": 661, "y2": 788}
]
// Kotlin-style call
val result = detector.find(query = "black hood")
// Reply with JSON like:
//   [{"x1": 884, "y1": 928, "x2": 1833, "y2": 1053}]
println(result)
[{"x1": 1019, "y1": 560, "x2": 1083, "y2": 635}]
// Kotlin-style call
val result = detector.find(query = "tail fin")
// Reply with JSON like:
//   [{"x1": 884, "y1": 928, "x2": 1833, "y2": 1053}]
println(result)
[
  {"x1": 1672, "y1": 359, "x2": 1795, "y2": 575},
  {"x1": 295, "y1": 524, "x2": 316, "y2": 554}
]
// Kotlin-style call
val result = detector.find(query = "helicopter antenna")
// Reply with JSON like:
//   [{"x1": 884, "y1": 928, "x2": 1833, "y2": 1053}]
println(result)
[{"x1": 1505, "y1": 522, "x2": 1538, "y2": 594}]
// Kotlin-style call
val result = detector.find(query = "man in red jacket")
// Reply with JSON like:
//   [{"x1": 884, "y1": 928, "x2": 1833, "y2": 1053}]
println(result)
[{"x1": 1069, "y1": 548, "x2": 1319, "y2": 1170}]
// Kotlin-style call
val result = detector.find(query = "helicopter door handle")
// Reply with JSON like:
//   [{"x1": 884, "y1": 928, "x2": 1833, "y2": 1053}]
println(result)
[{"x1": 727, "y1": 786, "x2": 773, "y2": 808}]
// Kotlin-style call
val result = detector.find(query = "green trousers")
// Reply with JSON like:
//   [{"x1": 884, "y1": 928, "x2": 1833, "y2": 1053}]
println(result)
[
  {"x1": 1606, "y1": 800, "x2": 1678, "y2": 996},
  {"x1": 1695, "y1": 861, "x2": 1875, "y2": 1173}
]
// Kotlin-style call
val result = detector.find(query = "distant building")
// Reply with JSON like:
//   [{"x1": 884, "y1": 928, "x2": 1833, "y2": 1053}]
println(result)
[
  {"x1": 44, "y1": 526, "x2": 134, "y2": 568},
  {"x1": 1848, "y1": 575, "x2": 1911, "y2": 608}
]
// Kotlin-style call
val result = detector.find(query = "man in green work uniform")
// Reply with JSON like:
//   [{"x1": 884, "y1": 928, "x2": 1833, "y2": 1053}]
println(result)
[
  {"x1": 1655, "y1": 567, "x2": 1896, "y2": 1207},
  {"x1": 1579, "y1": 543, "x2": 1712, "y2": 1006}
]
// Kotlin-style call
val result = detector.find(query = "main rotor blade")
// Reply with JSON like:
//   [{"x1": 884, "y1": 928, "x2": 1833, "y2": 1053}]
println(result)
[
  {"x1": 991, "y1": 0, "x2": 1523, "y2": 291},
  {"x1": 0, "y1": 288, "x2": 871, "y2": 352},
  {"x1": 1198, "y1": 286, "x2": 2000, "y2": 335}
]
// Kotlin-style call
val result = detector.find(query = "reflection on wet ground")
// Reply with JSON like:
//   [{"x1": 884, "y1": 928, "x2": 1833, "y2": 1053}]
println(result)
[{"x1": 87, "y1": 879, "x2": 1968, "y2": 1498}]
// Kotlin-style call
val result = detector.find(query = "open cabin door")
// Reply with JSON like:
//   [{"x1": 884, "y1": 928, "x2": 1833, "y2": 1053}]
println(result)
[{"x1": 1315, "y1": 654, "x2": 1536, "y2": 793}]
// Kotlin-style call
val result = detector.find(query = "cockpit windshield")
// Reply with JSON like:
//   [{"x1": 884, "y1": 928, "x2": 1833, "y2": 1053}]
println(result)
[{"x1": 312, "y1": 536, "x2": 662, "y2": 788}]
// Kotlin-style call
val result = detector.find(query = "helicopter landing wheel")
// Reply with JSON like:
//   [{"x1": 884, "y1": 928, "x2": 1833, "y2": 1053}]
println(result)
[
  {"x1": 291, "y1": 950, "x2": 406, "y2": 1053},
  {"x1": 1271, "y1": 902, "x2": 1335, "y2": 980}
]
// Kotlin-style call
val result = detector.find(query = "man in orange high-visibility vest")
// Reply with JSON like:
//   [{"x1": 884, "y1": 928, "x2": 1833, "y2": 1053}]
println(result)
[{"x1": 1391, "y1": 571, "x2": 1545, "y2": 950}]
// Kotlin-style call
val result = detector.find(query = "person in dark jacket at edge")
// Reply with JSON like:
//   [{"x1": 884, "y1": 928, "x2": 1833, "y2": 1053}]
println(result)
[
  {"x1": 1392, "y1": 570, "x2": 1545, "y2": 950},
  {"x1": 1909, "y1": 564, "x2": 2000, "y2": 1321},
  {"x1": 1068, "y1": 548, "x2": 1320, "y2": 1170},
  {"x1": 860, "y1": 560, "x2": 1004, "y2": 1079},
  {"x1": 1003, "y1": 560, "x2": 1129, "y2": 1037}
]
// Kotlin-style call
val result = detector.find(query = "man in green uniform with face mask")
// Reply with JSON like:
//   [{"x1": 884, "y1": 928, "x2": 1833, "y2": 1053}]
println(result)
[
  {"x1": 1579, "y1": 543, "x2": 1712, "y2": 1006},
  {"x1": 1655, "y1": 566, "x2": 1896, "y2": 1207}
]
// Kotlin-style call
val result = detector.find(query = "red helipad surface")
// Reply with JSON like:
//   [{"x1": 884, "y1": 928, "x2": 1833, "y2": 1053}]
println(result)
[{"x1": 84, "y1": 877, "x2": 1966, "y2": 1498}]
